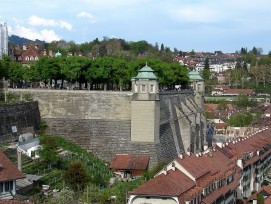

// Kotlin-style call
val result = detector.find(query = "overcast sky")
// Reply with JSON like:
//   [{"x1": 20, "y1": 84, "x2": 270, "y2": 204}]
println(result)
[{"x1": 1, "y1": 0, "x2": 271, "y2": 53}]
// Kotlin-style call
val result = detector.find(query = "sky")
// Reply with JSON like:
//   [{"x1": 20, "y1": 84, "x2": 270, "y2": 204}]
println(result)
[{"x1": 1, "y1": 0, "x2": 271, "y2": 54}]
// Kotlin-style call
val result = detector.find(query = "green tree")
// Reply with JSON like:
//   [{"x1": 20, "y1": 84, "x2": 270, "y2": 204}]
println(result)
[
  {"x1": 38, "y1": 135, "x2": 58, "y2": 168},
  {"x1": 234, "y1": 93, "x2": 255, "y2": 108},
  {"x1": 228, "y1": 111, "x2": 253, "y2": 127},
  {"x1": 240, "y1": 47, "x2": 247, "y2": 55},
  {"x1": 0, "y1": 55, "x2": 11, "y2": 79},
  {"x1": 112, "y1": 58, "x2": 129, "y2": 90},
  {"x1": 202, "y1": 58, "x2": 211, "y2": 80},
  {"x1": 8, "y1": 61, "x2": 25, "y2": 88},
  {"x1": 160, "y1": 43, "x2": 164, "y2": 52},
  {"x1": 64, "y1": 162, "x2": 89, "y2": 196},
  {"x1": 189, "y1": 49, "x2": 195, "y2": 55}
]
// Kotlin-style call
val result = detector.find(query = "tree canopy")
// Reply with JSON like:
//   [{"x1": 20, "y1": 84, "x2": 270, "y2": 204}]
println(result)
[
  {"x1": 64, "y1": 162, "x2": 89, "y2": 195},
  {"x1": 2, "y1": 55, "x2": 189, "y2": 91}
]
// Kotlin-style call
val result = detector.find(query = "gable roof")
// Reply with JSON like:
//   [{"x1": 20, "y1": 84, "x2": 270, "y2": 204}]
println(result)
[
  {"x1": 130, "y1": 169, "x2": 195, "y2": 196},
  {"x1": 0, "y1": 150, "x2": 25, "y2": 182},
  {"x1": 175, "y1": 154, "x2": 210, "y2": 179},
  {"x1": 110, "y1": 154, "x2": 150, "y2": 170}
]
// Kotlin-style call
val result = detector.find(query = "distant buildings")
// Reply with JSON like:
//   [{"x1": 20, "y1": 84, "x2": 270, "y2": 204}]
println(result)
[
  {"x1": 0, "y1": 22, "x2": 8, "y2": 60},
  {"x1": 10, "y1": 44, "x2": 53, "y2": 66}
]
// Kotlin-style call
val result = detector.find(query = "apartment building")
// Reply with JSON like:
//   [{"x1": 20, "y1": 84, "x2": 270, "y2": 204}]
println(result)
[{"x1": 128, "y1": 127, "x2": 271, "y2": 204}]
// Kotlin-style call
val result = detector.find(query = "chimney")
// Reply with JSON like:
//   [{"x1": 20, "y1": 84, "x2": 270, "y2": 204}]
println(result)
[
  {"x1": 204, "y1": 143, "x2": 208, "y2": 151},
  {"x1": 23, "y1": 44, "x2": 27, "y2": 50},
  {"x1": 17, "y1": 150, "x2": 22, "y2": 171},
  {"x1": 187, "y1": 148, "x2": 191, "y2": 156},
  {"x1": 172, "y1": 162, "x2": 176, "y2": 171},
  {"x1": 163, "y1": 167, "x2": 167, "y2": 175},
  {"x1": 35, "y1": 44, "x2": 38, "y2": 50}
]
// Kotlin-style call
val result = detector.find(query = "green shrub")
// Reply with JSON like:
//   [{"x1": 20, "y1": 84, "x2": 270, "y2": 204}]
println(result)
[
  {"x1": 6, "y1": 92, "x2": 20, "y2": 103},
  {"x1": 39, "y1": 120, "x2": 48, "y2": 134},
  {"x1": 23, "y1": 93, "x2": 33, "y2": 101}
]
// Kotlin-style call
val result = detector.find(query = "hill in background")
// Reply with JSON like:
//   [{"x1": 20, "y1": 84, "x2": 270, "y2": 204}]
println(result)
[{"x1": 9, "y1": 35, "x2": 45, "y2": 45}]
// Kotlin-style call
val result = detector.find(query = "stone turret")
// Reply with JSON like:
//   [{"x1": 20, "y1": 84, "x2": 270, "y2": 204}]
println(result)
[
  {"x1": 188, "y1": 70, "x2": 206, "y2": 152},
  {"x1": 131, "y1": 64, "x2": 160, "y2": 143},
  {"x1": 188, "y1": 70, "x2": 205, "y2": 109}
]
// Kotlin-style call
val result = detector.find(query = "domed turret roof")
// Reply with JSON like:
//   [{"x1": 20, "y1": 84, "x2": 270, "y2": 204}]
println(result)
[
  {"x1": 188, "y1": 70, "x2": 203, "y2": 81},
  {"x1": 132, "y1": 63, "x2": 158, "y2": 80},
  {"x1": 55, "y1": 50, "x2": 62, "y2": 57}
]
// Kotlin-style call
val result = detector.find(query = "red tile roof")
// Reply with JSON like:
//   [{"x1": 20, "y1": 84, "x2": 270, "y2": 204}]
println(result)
[
  {"x1": 205, "y1": 103, "x2": 233, "y2": 111},
  {"x1": 0, "y1": 150, "x2": 25, "y2": 182},
  {"x1": 110, "y1": 154, "x2": 150, "y2": 170},
  {"x1": 175, "y1": 154, "x2": 210, "y2": 179},
  {"x1": 223, "y1": 89, "x2": 255, "y2": 95},
  {"x1": 130, "y1": 169, "x2": 195, "y2": 196}
]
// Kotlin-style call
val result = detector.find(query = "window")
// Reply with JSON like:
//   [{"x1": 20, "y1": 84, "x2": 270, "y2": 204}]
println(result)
[
  {"x1": 150, "y1": 85, "x2": 154, "y2": 93},
  {"x1": 135, "y1": 84, "x2": 138, "y2": 93},
  {"x1": 25, "y1": 56, "x2": 29, "y2": 61},
  {"x1": 5, "y1": 181, "x2": 12, "y2": 191},
  {"x1": 141, "y1": 85, "x2": 146, "y2": 93},
  {"x1": 35, "y1": 56, "x2": 39, "y2": 60},
  {"x1": 197, "y1": 84, "x2": 201, "y2": 91},
  {"x1": 30, "y1": 56, "x2": 34, "y2": 60}
]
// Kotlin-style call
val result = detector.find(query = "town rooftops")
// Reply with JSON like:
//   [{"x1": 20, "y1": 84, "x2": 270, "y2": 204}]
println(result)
[
  {"x1": 110, "y1": 154, "x2": 150, "y2": 170},
  {"x1": 0, "y1": 150, "x2": 24, "y2": 182}
]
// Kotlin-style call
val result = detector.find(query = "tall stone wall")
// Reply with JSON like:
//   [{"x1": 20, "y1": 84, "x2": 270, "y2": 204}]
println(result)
[
  {"x1": 7, "y1": 89, "x2": 205, "y2": 167},
  {"x1": 157, "y1": 91, "x2": 206, "y2": 160},
  {"x1": 0, "y1": 101, "x2": 40, "y2": 143}
]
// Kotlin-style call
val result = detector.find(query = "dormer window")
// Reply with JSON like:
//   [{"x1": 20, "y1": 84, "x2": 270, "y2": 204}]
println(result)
[
  {"x1": 25, "y1": 56, "x2": 29, "y2": 61},
  {"x1": 30, "y1": 56, "x2": 34, "y2": 60},
  {"x1": 35, "y1": 56, "x2": 39, "y2": 60}
]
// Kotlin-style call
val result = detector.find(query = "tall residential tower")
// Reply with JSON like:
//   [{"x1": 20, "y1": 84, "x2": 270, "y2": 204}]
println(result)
[{"x1": 0, "y1": 22, "x2": 8, "y2": 59}]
